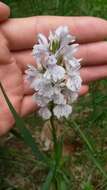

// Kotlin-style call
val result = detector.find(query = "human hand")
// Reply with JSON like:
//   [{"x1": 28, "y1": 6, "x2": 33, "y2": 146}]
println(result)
[{"x1": 1, "y1": 5, "x2": 107, "y2": 135}]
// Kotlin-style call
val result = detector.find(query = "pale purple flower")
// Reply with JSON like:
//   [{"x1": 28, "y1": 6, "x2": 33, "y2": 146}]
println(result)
[
  {"x1": 25, "y1": 26, "x2": 82, "y2": 120},
  {"x1": 66, "y1": 74, "x2": 82, "y2": 92},
  {"x1": 44, "y1": 65, "x2": 65, "y2": 82},
  {"x1": 38, "y1": 107, "x2": 52, "y2": 120},
  {"x1": 53, "y1": 92, "x2": 66, "y2": 105},
  {"x1": 53, "y1": 104, "x2": 72, "y2": 119},
  {"x1": 33, "y1": 94, "x2": 50, "y2": 107},
  {"x1": 65, "y1": 58, "x2": 81, "y2": 73}
]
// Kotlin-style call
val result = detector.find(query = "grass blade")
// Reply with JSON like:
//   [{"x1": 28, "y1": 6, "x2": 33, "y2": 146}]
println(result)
[
  {"x1": 41, "y1": 169, "x2": 55, "y2": 190},
  {"x1": 66, "y1": 119, "x2": 107, "y2": 179},
  {"x1": 83, "y1": 182, "x2": 94, "y2": 190}
]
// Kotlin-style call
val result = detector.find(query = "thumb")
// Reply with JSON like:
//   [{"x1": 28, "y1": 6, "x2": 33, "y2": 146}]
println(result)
[{"x1": 0, "y1": 2, "x2": 10, "y2": 22}]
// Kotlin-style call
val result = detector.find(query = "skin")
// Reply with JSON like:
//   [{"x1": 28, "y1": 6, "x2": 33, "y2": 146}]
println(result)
[{"x1": 1, "y1": 2, "x2": 107, "y2": 136}]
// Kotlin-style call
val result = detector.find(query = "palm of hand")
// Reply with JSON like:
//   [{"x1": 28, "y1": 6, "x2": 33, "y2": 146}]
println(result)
[{"x1": 0, "y1": 35, "x2": 24, "y2": 135}]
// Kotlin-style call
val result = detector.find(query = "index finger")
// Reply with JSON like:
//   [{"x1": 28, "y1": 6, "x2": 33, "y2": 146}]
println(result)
[
  {"x1": 0, "y1": 2, "x2": 10, "y2": 22},
  {"x1": 1, "y1": 16, "x2": 107, "y2": 50}
]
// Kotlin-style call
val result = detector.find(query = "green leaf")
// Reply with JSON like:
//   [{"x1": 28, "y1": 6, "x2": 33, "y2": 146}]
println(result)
[
  {"x1": 83, "y1": 182, "x2": 94, "y2": 190},
  {"x1": 0, "y1": 82, "x2": 48, "y2": 164},
  {"x1": 56, "y1": 172, "x2": 70, "y2": 190},
  {"x1": 55, "y1": 137, "x2": 63, "y2": 167},
  {"x1": 60, "y1": 180, "x2": 68, "y2": 190},
  {"x1": 41, "y1": 169, "x2": 55, "y2": 190},
  {"x1": 58, "y1": 170, "x2": 70, "y2": 185},
  {"x1": 57, "y1": 178, "x2": 68, "y2": 190}
]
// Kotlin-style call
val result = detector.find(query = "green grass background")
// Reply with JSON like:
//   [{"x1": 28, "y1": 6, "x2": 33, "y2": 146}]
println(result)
[
  {"x1": 1, "y1": 0, "x2": 107, "y2": 190},
  {"x1": 2, "y1": 0, "x2": 107, "y2": 18}
]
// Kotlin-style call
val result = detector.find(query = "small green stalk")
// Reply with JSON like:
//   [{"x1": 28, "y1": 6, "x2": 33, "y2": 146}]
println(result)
[
  {"x1": 49, "y1": 105, "x2": 61, "y2": 190},
  {"x1": 50, "y1": 114, "x2": 58, "y2": 159},
  {"x1": 50, "y1": 112, "x2": 68, "y2": 190}
]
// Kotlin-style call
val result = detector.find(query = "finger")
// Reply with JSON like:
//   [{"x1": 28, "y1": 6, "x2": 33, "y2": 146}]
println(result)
[
  {"x1": 80, "y1": 65, "x2": 107, "y2": 83},
  {"x1": 79, "y1": 85, "x2": 89, "y2": 96},
  {"x1": 21, "y1": 95, "x2": 38, "y2": 117},
  {"x1": 76, "y1": 41, "x2": 107, "y2": 65},
  {"x1": 0, "y1": 93, "x2": 21, "y2": 137},
  {"x1": 13, "y1": 50, "x2": 35, "y2": 72},
  {"x1": 1, "y1": 16, "x2": 107, "y2": 50},
  {"x1": 0, "y1": 2, "x2": 10, "y2": 22},
  {"x1": 21, "y1": 85, "x2": 89, "y2": 116}
]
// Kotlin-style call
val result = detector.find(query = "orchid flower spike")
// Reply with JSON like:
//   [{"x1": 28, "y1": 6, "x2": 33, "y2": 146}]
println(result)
[{"x1": 25, "y1": 26, "x2": 82, "y2": 120}]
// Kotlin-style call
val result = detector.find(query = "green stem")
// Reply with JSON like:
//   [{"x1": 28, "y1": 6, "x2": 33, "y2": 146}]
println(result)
[
  {"x1": 50, "y1": 108, "x2": 59, "y2": 190},
  {"x1": 50, "y1": 114, "x2": 57, "y2": 156}
]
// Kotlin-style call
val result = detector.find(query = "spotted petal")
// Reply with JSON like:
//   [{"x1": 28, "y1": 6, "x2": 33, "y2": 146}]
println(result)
[
  {"x1": 66, "y1": 75, "x2": 82, "y2": 92},
  {"x1": 53, "y1": 104, "x2": 72, "y2": 119},
  {"x1": 38, "y1": 107, "x2": 52, "y2": 120}
]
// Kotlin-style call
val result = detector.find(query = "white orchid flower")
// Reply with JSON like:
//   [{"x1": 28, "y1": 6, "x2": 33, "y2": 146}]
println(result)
[
  {"x1": 53, "y1": 104, "x2": 72, "y2": 119},
  {"x1": 53, "y1": 92, "x2": 66, "y2": 105},
  {"x1": 65, "y1": 57, "x2": 81, "y2": 73},
  {"x1": 33, "y1": 94, "x2": 50, "y2": 107},
  {"x1": 38, "y1": 107, "x2": 52, "y2": 120},
  {"x1": 25, "y1": 26, "x2": 82, "y2": 119},
  {"x1": 44, "y1": 65, "x2": 65, "y2": 82},
  {"x1": 66, "y1": 74, "x2": 82, "y2": 92}
]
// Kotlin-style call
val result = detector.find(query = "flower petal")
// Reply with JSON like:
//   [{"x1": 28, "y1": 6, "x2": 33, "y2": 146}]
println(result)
[
  {"x1": 53, "y1": 92, "x2": 66, "y2": 105},
  {"x1": 38, "y1": 107, "x2": 52, "y2": 120},
  {"x1": 38, "y1": 33, "x2": 48, "y2": 46},
  {"x1": 25, "y1": 65, "x2": 41, "y2": 84},
  {"x1": 33, "y1": 94, "x2": 50, "y2": 107},
  {"x1": 53, "y1": 104, "x2": 72, "y2": 119},
  {"x1": 50, "y1": 65, "x2": 65, "y2": 82},
  {"x1": 61, "y1": 34, "x2": 75, "y2": 47},
  {"x1": 65, "y1": 58, "x2": 81, "y2": 73},
  {"x1": 55, "y1": 26, "x2": 68, "y2": 38},
  {"x1": 66, "y1": 75, "x2": 82, "y2": 92},
  {"x1": 47, "y1": 55, "x2": 57, "y2": 66}
]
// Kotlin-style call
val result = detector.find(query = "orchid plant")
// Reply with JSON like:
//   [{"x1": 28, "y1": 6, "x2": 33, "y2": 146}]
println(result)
[
  {"x1": 1, "y1": 25, "x2": 106, "y2": 189},
  {"x1": 25, "y1": 26, "x2": 82, "y2": 189}
]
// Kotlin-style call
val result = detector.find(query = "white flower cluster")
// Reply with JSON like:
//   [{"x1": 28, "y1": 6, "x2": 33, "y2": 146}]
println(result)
[{"x1": 25, "y1": 26, "x2": 82, "y2": 120}]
